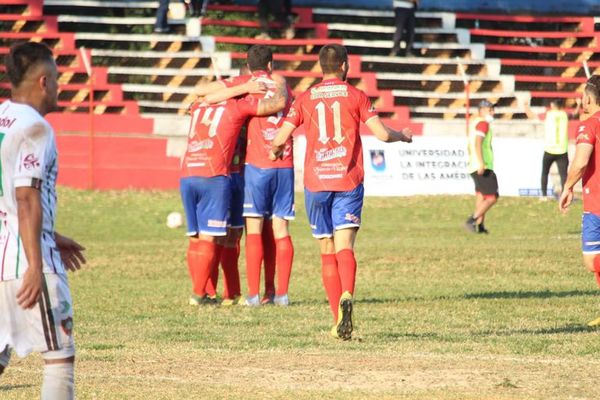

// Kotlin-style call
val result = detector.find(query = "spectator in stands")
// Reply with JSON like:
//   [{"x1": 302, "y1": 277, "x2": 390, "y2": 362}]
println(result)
[
  {"x1": 524, "y1": 98, "x2": 580, "y2": 200},
  {"x1": 185, "y1": 0, "x2": 209, "y2": 17},
  {"x1": 256, "y1": 0, "x2": 294, "y2": 40},
  {"x1": 390, "y1": 0, "x2": 418, "y2": 57},
  {"x1": 154, "y1": 0, "x2": 172, "y2": 33}
]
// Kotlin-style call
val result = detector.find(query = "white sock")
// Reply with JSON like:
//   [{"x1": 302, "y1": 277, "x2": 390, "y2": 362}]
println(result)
[{"x1": 41, "y1": 362, "x2": 74, "y2": 400}]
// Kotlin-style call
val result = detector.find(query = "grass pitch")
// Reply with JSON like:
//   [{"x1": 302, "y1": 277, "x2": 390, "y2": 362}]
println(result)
[{"x1": 1, "y1": 189, "x2": 599, "y2": 399}]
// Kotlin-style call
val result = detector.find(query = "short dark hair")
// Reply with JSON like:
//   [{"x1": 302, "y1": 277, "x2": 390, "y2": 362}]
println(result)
[
  {"x1": 246, "y1": 45, "x2": 272, "y2": 71},
  {"x1": 319, "y1": 44, "x2": 348, "y2": 74},
  {"x1": 585, "y1": 75, "x2": 600, "y2": 106},
  {"x1": 6, "y1": 42, "x2": 54, "y2": 87}
]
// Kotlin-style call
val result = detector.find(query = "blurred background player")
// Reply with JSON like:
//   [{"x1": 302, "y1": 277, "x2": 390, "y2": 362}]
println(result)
[
  {"x1": 559, "y1": 75, "x2": 600, "y2": 326},
  {"x1": 390, "y1": 0, "x2": 418, "y2": 57},
  {"x1": 0, "y1": 42, "x2": 86, "y2": 400},
  {"x1": 223, "y1": 45, "x2": 294, "y2": 307},
  {"x1": 271, "y1": 44, "x2": 413, "y2": 340},
  {"x1": 524, "y1": 98, "x2": 578, "y2": 200},
  {"x1": 256, "y1": 0, "x2": 294, "y2": 40},
  {"x1": 465, "y1": 100, "x2": 498, "y2": 234},
  {"x1": 181, "y1": 76, "x2": 286, "y2": 307}
]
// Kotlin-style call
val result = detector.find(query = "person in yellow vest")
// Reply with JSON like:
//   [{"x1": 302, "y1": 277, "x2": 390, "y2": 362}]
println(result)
[
  {"x1": 465, "y1": 100, "x2": 497, "y2": 234},
  {"x1": 524, "y1": 99, "x2": 575, "y2": 199}
]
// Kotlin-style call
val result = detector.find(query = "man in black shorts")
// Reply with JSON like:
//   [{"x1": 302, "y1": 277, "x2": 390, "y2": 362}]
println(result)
[{"x1": 465, "y1": 101, "x2": 498, "y2": 233}]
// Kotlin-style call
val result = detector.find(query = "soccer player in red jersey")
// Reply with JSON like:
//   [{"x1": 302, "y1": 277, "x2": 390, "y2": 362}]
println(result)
[
  {"x1": 270, "y1": 44, "x2": 413, "y2": 339},
  {"x1": 182, "y1": 78, "x2": 287, "y2": 307},
  {"x1": 223, "y1": 45, "x2": 295, "y2": 307},
  {"x1": 559, "y1": 75, "x2": 600, "y2": 326}
]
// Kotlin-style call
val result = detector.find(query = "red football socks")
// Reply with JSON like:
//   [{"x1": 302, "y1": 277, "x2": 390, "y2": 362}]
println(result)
[
  {"x1": 245, "y1": 233, "x2": 263, "y2": 297},
  {"x1": 275, "y1": 236, "x2": 294, "y2": 296},
  {"x1": 187, "y1": 239, "x2": 200, "y2": 294},
  {"x1": 336, "y1": 249, "x2": 357, "y2": 295},
  {"x1": 221, "y1": 243, "x2": 241, "y2": 299},
  {"x1": 321, "y1": 253, "x2": 342, "y2": 322},
  {"x1": 189, "y1": 239, "x2": 218, "y2": 297},
  {"x1": 204, "y1": 244, "x2": 223, "y2": 297},
  {"x1": 262, "y1": 223, "x2": 276, "y2": 296}
]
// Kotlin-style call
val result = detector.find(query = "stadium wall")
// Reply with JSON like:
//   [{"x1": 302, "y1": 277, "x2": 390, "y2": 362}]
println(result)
[{"x1": 237, "y1": 0, "x2": 600, "y2": 13}]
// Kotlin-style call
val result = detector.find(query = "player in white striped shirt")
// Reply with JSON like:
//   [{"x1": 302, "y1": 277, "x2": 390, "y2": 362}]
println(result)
[{"x1": 0, "y1": 42, "x2": 86, "y2": 400}]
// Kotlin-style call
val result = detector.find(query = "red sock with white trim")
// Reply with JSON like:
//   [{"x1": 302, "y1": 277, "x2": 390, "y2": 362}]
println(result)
[
  {"x1": 275, "y1": 236, "x2": 294, "y2": 296},
  {"x1": 262, "y1": 222, "x2": 276, "y2": 297},
  {"x1": 245, "y1": 234, "x2": 263, "y2": 297},
  {"x1": 336, "y1": 249, "x2": 357, "y2": 295},
  {"x1": 321, "y1": 254, "x2": 342, "y2": 322}
]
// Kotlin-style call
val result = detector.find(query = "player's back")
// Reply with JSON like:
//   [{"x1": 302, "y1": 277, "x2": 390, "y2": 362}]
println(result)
[
  {"x1": 182, "y1": 96, "x2": 257, "y2": 178},
  {"x1": 576, "y1": 111, "x2": 600, "y2": 213},
  {"x1": 225, "y1": 71, "x2": 293, "y2": 168},
  {"x1": 0, "y1": 100, "x2": 62, "y2": 279},
  {"x1": 286, "y1": 78, "x2": 377, "y2": 192}
]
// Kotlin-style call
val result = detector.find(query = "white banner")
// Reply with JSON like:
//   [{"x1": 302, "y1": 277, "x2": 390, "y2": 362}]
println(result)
[{"x1": 294, "y1": 135, "x2": 551, "y2": 197}]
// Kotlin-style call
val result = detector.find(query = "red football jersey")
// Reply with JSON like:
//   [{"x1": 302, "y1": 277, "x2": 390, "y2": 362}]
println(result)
[
  {"x1": 576, "y1": 111, "x2": 600, "y2": 215},
  {"x1": 225, "y1": 71, "x2": 294, "y2": 168},
  {"x1": 182, "y1": 97, "x2": 258, "y2": 178},
  {"x1": 283, "y1": 78, "x2": 378, "y2": 192}
]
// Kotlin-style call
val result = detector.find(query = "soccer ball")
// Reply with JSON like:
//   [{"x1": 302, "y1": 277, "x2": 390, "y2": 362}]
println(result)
[{"x1": 166, "y1": 212, "x2": 183, "y2": 229}]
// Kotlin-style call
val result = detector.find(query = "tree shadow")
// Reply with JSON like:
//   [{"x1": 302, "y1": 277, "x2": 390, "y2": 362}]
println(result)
[
  {"x1": 462, "y1": 289, "x2": 599, "y2": 300},
  {"x1": 0, "y1": 384, "x2": 34, "y2": 392}
]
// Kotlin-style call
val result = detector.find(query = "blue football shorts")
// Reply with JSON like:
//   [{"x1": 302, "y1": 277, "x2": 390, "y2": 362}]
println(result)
[
  {"x1": 180, "y1": 176, "x2": 231, "y2": 236},
  {"x1": 304, "y1": 184, "x2": 364, "y2": 238},
  {"x1": 243, "y1": 164, "x2": 295, "y2": 220},
  {"x1": 582, "y1": 212, "x2": 600, "y2": 254}
]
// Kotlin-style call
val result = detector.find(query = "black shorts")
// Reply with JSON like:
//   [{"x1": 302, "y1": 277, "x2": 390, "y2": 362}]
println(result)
[{"x1": 470, "y1": 169, "x2": 499, "y2": 196}]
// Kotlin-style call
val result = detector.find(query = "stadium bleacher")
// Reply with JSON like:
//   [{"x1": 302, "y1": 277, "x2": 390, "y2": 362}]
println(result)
[{"x1": 0, "y1": 0, "x2": 597, "y2": 188}]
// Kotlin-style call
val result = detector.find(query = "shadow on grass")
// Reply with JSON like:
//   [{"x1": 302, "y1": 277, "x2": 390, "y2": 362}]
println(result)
[
  {"x1": 474, "y1": 324, "x2": 595, "y2": 337},
  {"x1": 463, "y1": 289, "x2": 599, "y2": 300},
  {"x1": 0, "y1": 384, "x2": 33, "y2": 391}
]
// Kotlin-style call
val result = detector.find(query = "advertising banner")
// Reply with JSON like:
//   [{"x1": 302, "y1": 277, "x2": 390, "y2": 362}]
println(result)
[{"x1": 294, "y1": 135, "x2": 551, "y2": 197}]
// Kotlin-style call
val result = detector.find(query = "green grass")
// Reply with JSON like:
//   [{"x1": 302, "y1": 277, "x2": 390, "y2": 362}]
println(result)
[{"x1": 2, "y1": 189, "x2": 599, "y2": 399}]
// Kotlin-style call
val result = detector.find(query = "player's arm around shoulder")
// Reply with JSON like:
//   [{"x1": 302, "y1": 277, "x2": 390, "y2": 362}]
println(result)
[
  {"x1": 203, "y1": 78, "x2": 267, "y2": 105},
  {"x1": 366, "y1": 116, "x2": 413, "y2": 143},
  {"x1": 256, "y1": 74, "x2": 288, "y2": 116}
]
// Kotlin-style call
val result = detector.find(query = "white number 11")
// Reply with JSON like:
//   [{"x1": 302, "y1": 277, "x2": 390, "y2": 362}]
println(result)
[{"x1": 316, "y1": 101, "x2": 344, "y2": 145}]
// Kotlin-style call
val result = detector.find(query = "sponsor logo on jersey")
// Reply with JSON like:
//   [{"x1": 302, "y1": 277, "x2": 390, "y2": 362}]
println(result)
[
  {"x1": 22, "y1": 153, "x2": 40, "y2": 170},
  {"x1": 0, "y1": 116, "x2": 16, "y2": 129},
  {"x1": 577, "y1": 133, "x2": 590, "y2": 142},
  {"x1": 315, "y1": 146, "x2": 347, "y2": 162},
  {"x1": 187, "y1": 139, "x2": 214, "y2": 152},
  {"x1": 207, "y1": 219, "x2": 227, "y2": 228},
  {"x1": 310, "y1": 85, "x2": 348, "y2": 100}
]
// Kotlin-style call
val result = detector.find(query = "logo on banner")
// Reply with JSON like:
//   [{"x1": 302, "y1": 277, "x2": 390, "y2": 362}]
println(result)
[{"x1": 370, "y1": 150, "x2": 386, "y2": 172}]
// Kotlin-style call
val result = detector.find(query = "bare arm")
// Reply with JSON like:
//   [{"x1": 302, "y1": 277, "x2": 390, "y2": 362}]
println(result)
[
  {"x1": 559, "y1": 143, "x2": 593, "y2": 213},
  {"x1": 194, "y1": 80, "x2": 227, "y2": 97},
  {"x1": 365, "y1": 116, "x2": 413, "y2": 143},
  {"x1": 474, "y1": 135, "x2": 485, "y2": 175},
  {"x1": 204, "y1": 79, "x2": 267, "y2": 104},
  {"x1": 15, "y1": 187, "x2": 43, "y2": 309},
  {"x1": 269, "y1": 122, "x2": 296, "y2": 160},
  {"x1": 256, "y1": 75, "x2": 288, "y2": 116}
]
